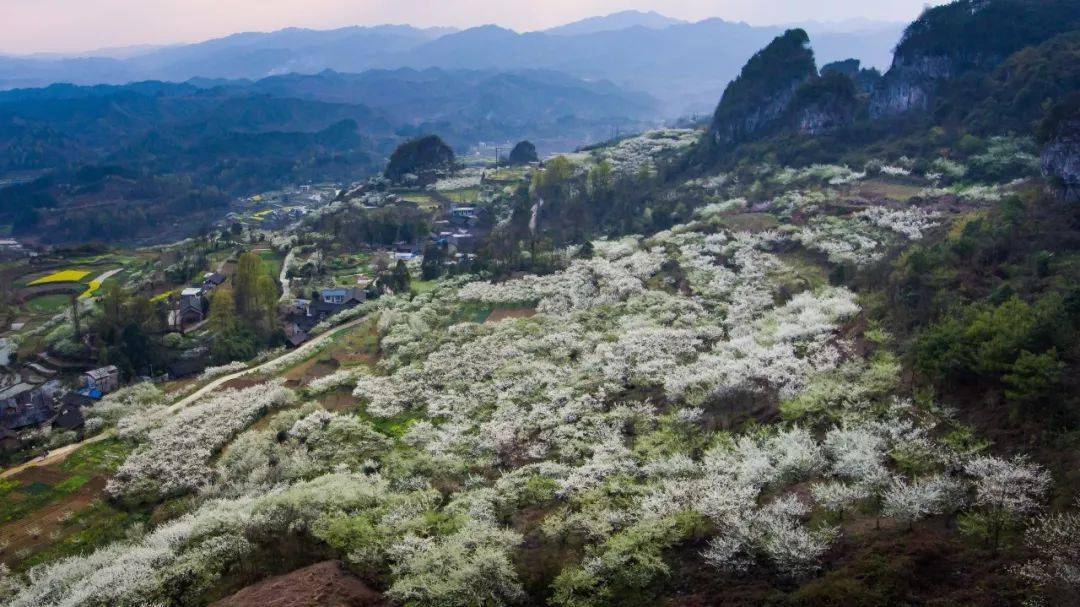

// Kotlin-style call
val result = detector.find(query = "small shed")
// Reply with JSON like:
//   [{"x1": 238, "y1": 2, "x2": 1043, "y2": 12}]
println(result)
[
  {"x1": 63, "y1": 391, "x2": 99, "y2": 409},
  {"x1": 52, "y1": 405, "x2": 85, "y2": 431},
  {"x1": 83, "y1": 365, "x2": 120, "y2": 394}
]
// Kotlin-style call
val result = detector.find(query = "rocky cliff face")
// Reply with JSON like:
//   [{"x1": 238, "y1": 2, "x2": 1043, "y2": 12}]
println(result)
[
  {"x1": 790, "y1": 72, "x2": 857, "y2": 135},
  {"x1": 870, "y1": 0, "x2": 1080, "y2": 118},
  {"x1": 795, "y1": 102, "x2": 854, "y2": 136},
  {"x1": 709, "y1": 29, "x2": 817, "y2": 145},
  {"x1": 1041, "y1": 98, "x2": 1080, "y2": 203},
  {"x1": 713, "y1": 80, "x2": 806, "y2": 143},
  {"x1": 869, "y1": 55, "x2": 958, "y2": 117}
]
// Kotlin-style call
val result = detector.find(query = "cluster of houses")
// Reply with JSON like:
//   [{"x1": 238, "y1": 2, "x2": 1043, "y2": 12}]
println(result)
[
  {"x1": 283, "y1": 286, "x2": 367, "y2": 346},
  {"x1": 0, "y1": 365, "x2": 120, "y2": 452}
]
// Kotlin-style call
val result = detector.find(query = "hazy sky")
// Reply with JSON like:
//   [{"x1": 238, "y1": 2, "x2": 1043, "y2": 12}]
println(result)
[{"x1": 1, "y1": 0, "x2": 939, "y2": 55}]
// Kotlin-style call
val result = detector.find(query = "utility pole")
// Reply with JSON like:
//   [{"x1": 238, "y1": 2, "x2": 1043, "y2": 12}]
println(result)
[{"x1": 70, "y1": 294, "x2": 82, "y2": 341}]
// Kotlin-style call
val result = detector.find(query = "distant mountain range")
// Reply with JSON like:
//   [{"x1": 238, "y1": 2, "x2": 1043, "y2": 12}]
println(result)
[
  {"x1": 543, "y1": 10, "x2": 687, "y2": 36},
  {"x1": 0, "y1": 64, "x2": 665, "y2": 243},
  {"x1": 0, "y1": 67, "x2": 656, "y2": 164},
  {"x1": 0, "y1": 12, "x2": 905, "y2": 116}
]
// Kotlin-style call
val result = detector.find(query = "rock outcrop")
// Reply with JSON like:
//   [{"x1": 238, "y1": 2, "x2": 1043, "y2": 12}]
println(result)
[
  {"x1": 384, "y1": 134, "x2": 456, "y2": 184},
  {"x1": 821, "y1": 59, "x2": 882, "y2": 95},
  {"x1": 789, "y1": 72, "x2": 858, "y2": 135},
  {"x1": 1040, "y1": 95, "x2": 1080, "y2": 203},
  {"x1": 870, "y1": 0, "x2": 1080, "y2": 117},
  {"x1": 708, "y1": 29, "x2": 816, "y2": 145},
  {"x1": 508, "y1": 140, "x2": 539, "y2": 165},
  {"x1": 870, "y1": 55, "x2": 959, "y2": 117}
]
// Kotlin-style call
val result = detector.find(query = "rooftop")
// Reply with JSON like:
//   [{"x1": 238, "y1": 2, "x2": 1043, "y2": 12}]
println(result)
[
  {"x1": 0, "y1": 383, "x2": 36, "y2": 400},
  {"x1": 85, "y1": 365, "x2": 118, "y2": 379}
]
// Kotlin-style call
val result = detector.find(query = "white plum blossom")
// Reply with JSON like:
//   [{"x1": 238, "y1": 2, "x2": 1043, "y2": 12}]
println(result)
[
  {"x1": 881, "y1": 474, "x2": 965, "y2": 525},
  {"x1": 592, "y1": 129, "x2": 698, "y2": 175},
  {"x1": 811, "y1": 480, "x2": 872, "y2": 513},
  {"x1": 107, "y1": 381, "x2": 297, "y2": 501},
  {"x1": 1015, "y1": 502, "x2": 1080, "y2": 599},
  {"x1": 431, "y1": 169, "x2": 485, "y2": 191},
  {"x1": 965, "y1": 455, "x2": 1051, "y2": 518},
  {"x1": 823, "y1": 425, "x2": 890, "y2": 488},
  {"x1": 856, "y1": 206, "x2": 939, "y2": 240},
  {"x1": 198, "y1": 360, "x2": 249, "y2": 381},
  {"x1": 880, "y1": 165, "x2": 912, "y2": 177}
]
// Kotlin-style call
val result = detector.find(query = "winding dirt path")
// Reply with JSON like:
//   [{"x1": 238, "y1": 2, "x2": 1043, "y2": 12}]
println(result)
[{"x1": 0, "y1": 316, "x2": 366, "y2": 479}]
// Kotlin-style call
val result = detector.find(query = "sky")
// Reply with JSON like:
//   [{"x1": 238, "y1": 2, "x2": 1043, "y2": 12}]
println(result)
[{"x1": 0, "y1": 0, "x2": 940, "y2": 55}]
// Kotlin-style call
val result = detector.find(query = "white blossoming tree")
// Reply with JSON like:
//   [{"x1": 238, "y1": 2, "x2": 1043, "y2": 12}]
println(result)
[{"x1": 963, "y1": 455, "x2": 1052, "y2": 553}]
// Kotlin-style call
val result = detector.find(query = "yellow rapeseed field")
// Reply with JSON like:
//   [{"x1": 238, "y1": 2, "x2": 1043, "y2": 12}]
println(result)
[{"x1": 28, "y1": 269, "x2": 90, "y2": 286}]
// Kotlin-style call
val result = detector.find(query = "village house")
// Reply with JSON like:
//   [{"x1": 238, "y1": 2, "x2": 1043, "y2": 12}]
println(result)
[
  {"x1": 284, "y1": 287, "x2": 367, "y2": 347},
  {"x1": 202, "y1": 272, "x2": 227, "y2": 291},
  {"x1": 451, "y1": 205, "x2": 478, "y2": 219},
  {"x1": 83, "y1": 365, "x2": 120, "y2": 394},
  {"x1": 320, "y1": 287, "x2": 366, "y2": 305},
  {"x1": 394, "y1": 245, "x2": 419, "y2": 262},
  {"x1": 62, "y1": 391, "x2": 98, "y2": 409},
  {"x1": 0, "y1": 383, "x2": 53, "y2": 431},
  {"x1": 178, "y1": 287, "x2": 207, "y2": 326}
]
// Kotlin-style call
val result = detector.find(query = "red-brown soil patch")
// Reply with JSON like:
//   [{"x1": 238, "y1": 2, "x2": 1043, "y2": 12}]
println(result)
[
  {"x1": 210, "y1": 560, "x2": 388, "y2": 607},
  {"x1": 485, "y1": 307, "x2": 537, "y2": 323},
  {"x1": 221, "y1": 376, "x2": 262, "y2": 391},
  {"x1": 11, "y1": 465, "x2": 70, "y2": 485},
  {"x1": 319, "y1": 391, "x2": 360, "y2": 413},
  {"x1": 283, "y1": 357, "x2": 339, "y2": 387},
  {"x1": 0, "y1": 475, "x2": 106, "y2": 564}
]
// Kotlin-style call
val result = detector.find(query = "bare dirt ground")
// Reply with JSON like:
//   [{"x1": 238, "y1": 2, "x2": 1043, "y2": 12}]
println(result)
[
  {"x1": 210, "y1": 560, "x2": 388, "y2": 607},
  {"x1": 283, "y1": 357, "x2": 339, "y2": 388},
  {"x1": 0, "y1": 473, "x2": 106, "y2": 564},
  {"x1": 485, "y1": 307, "x2": 537, "y2": 323},
  {"x1": 319, "y1": 391, "x2": 361, "y2": 413}
]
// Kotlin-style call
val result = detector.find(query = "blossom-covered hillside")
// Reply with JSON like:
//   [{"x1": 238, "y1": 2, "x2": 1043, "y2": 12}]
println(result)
[{"x1": 4, "y1": 125, "x2": 1074, "y2": 606}]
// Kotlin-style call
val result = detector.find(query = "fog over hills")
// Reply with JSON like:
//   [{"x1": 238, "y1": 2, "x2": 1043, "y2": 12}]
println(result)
[{"x1": 0, "y1": 11, "x2": 904, "y2": 116}]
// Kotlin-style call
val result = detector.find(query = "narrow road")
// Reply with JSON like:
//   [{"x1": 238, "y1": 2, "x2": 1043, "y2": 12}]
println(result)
[
  {"x1": 79, "y1": 268, "x2": 123, "y2": 299},
  {"x1": 0, "y1": 315, "x2": 365, "y2": 479}
]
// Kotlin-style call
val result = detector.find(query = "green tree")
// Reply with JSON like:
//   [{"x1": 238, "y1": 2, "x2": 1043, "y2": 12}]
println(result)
[
  {"x1": 255, "y1": 274, "x2": 279, "y2": 335},
  {"x1": 234, "y1": 251, "x2": 263, "y2": 319},
  {"x1": 391, "y1": 260, "x2": 411, "y2": 293},
  {"x1": 1003, "y1": 349, "x2": 1065, "y2": 402},
  {"x1": 208, "y1": 286, "x2": 237, "y2": 335},
  {"x1": 421, "y1": 243, "x2": 447, "y2": 280}
]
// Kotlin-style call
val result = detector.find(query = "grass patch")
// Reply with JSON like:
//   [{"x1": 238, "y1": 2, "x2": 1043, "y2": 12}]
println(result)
[
  {"x1": 398, "y1": 192, "x2": 440, "y2": 209},
  {"x1": 719, "y1": 213, "x2": 780, "y2": 232},
  {"x1": 777, "y1": 250, "x2": 831, "y2": 292},
  {"x1": 410, "y1": 280, "x2": 438, "y2": 295},
  {"x1": 0, "y1": 441, "x2": 130, "y2": 524},
  {"x1": 59, "y1": 438, "x2": 131, "y2": 476},
  {"x1": 257, "y1": 249, "x2": 284, "y2": 278},
  {"x1": 443, "y1": 188, "x2": 481, "y2": 203},
  {"x1": 15, "y1": 500, "x2": 154, "y2": 573},
  {"x1": 54, "y1": 475, "x2": 91, "y2": 493},
  {"x1": 25, "y1": 293, "x2": 71, "y2": 314},
  {"x1": 488, "y1": 168, "x2": 527, "y2": 182},
  {"x1": 452, "y1": 302, "x2": 494, "y2": 324}
]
